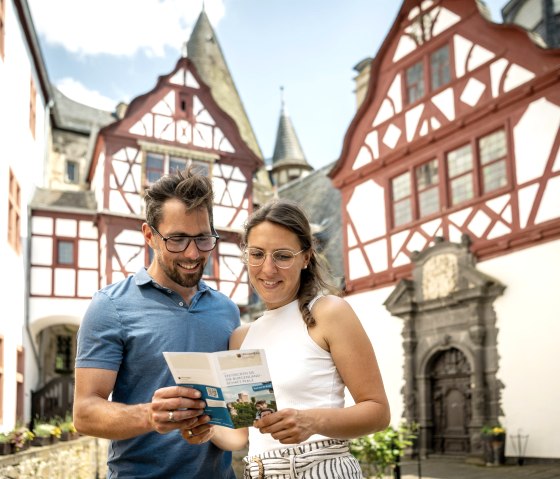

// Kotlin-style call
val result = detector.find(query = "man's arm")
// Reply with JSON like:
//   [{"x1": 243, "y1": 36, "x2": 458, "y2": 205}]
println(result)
[{"x1": 73, "y1": 367, "x2": 208, "y2": 440}]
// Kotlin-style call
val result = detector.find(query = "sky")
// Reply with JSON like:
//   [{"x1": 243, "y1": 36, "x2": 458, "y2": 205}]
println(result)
[{"x1": 27, "y1": 0, "x2": 510, "y2": 170}]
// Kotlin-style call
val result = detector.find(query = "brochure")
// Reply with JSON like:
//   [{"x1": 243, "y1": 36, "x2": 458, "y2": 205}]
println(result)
[{"x1": 163, "y1": 349, "x2": 277, "y2": 429}]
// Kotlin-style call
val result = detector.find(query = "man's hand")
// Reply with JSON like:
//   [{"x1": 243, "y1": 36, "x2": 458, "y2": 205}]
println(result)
[{"x1": 148, "y1": 386, "x2": 208, "y2": 434}]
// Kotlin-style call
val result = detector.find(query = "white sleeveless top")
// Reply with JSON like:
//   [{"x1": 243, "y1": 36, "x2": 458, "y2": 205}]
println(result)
[{"x1": 241, "y1": 298, "x2": 345, "y2": 455}]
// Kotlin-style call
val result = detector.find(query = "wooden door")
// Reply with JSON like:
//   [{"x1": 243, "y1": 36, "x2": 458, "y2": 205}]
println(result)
[{"x1": 430, "y1": 348, "x2": 471, "y2": 454}]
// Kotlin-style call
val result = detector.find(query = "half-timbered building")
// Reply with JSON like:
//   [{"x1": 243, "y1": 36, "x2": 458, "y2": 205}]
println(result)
[{"x1": 330, "y1": 0, "x2": 560, "y2": 461}]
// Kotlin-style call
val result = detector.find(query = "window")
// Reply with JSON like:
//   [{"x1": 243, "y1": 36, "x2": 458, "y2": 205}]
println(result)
[
  {"x1": 145, "y1": 152, "x2": 210, "y2": 185},
  {"x1": 390, "y1": 129, "x2": 509, "y2": 227},
  {"x1": 391, "y1": 159, "x2": 440, "y2": 227},
  {"x1": 430, "y1": 45, "x2": 450, "y2": 91},
  {"x1": 446, "y1": 129, "x2": 508, "y2": 206},
  {"x1": 56, "y1": 239, "x2": 75, "y2": 266},
  {"x1": 0, "y1": 0, "x2": 5, "y2": 60},
  {"x1": 16, "y1": 346, "x2": 24, "y2": 422},
  {"x1": 405, "y1": 43, "x2": 452, "y2": 105},
  {"x1": 479, "y1": 130, "x2": 507, "y2": 193},
  {"x1": 416, "y1": 159, "x2": 440, "y2": 217},
  {"x1": 447, "y1": 144, "x2": 474, "y2": 206},
  {"x1": 8, "y1": 169, "x2": 21, "y2": 253},
  {"x1": 406, "y1": 60, "x2": 425, "y2": 105},
  {"x1": 29, "y1": 77, "x2": 36, "y2": 138},
  {"x1": 55, "y1": 336, "x2": 72, "y2": 374},
  {"x1": 392, "y1": 172, "x2": 412, "y2": 227},
  {"x1": 65, "y1": 160, "x2": 79, "y2": 184}
]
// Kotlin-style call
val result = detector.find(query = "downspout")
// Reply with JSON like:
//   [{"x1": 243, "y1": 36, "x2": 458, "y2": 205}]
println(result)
[
  {"x1": 24, "y1": 203, "x2": 42, "y2": 387},
  {"x1": 24, "y1": 97, "x2": 54, "y2": 387}
]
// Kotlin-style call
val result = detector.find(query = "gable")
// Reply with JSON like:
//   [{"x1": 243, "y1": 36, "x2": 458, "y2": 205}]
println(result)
[
  {"x1": 333, "y1": 0, "x2": 558, "y2": 179},
  {"x1": 98, "y1": 57, "x2": 256, "y2": 161}
]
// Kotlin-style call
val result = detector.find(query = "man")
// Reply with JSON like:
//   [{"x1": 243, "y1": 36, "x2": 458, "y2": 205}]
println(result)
[{"x1": 74, "y1": 167, "x2": 240, "y2": 478}]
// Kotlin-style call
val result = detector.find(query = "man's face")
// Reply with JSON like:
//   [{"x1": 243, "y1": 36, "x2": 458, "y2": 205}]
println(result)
[{"x1": 143, "y1": 199, "x2": 213, "y2": 290}]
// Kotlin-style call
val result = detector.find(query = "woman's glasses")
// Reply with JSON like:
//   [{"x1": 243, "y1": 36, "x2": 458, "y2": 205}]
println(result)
[
  {"x1": 242, "y1": 247, "x2": 305, "y2": 269},
  {"x1": 150, "y1": 225, "x2": 219, "y2": 253}
]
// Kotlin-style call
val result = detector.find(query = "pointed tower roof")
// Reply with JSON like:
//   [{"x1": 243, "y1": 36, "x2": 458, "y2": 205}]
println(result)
[
  {"x1": 271, "y1": 88, "x2": 309, "y2": 167},
  {"x1": 186, "y1": 10, "x2": 263, "y2": 159}
]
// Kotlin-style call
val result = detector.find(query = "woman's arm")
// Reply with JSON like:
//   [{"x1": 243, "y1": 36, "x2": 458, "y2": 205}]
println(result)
[{"x1": 254, "y1": 295, "x2": 390, "y2": 444}]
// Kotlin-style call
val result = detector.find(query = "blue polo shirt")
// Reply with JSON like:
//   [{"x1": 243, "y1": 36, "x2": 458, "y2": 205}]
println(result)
[{"x1": 76, "y1": 267, "x2": 240, "y2": 478}]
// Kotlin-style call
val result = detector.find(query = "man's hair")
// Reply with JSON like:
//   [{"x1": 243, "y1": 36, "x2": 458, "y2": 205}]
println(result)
[{"x1": 144, "y1": 165, "x2": 214, "y2": 228}]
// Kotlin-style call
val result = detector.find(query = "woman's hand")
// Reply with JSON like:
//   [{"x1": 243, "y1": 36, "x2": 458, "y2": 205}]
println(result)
[
  {"x1": 181, "y1": 423, "x2": 215, "y2": 444},
  {"x1": 253, "y1": 408, "x2": 314, "y2": 444}
]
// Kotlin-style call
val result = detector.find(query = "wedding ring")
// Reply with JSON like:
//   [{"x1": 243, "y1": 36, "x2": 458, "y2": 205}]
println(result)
[
  {"x1": 187, "y1": 429, "x2": 194, "y2": 437},
  {"x1": 168, "y1": 410, "x2": 175, "y2": 422}
]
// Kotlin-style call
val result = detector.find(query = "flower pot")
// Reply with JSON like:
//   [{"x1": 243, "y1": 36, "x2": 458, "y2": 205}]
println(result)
[
  {"x1": 482, "y1": 433, "x2": 506, "y2": 466},
  {"x1": 31, "y1": 436, "x2": 51, "y2": 447},
  {"x1": 0, "y1": 442, "x2": 14, "y2": 455}
]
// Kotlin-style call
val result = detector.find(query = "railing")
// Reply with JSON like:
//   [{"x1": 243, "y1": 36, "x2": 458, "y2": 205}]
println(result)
[{"x1": 31, "y1": 376, "x2": 75, "y2": 423}]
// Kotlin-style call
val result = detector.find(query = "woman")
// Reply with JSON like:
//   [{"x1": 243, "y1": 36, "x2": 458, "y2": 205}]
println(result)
[{"x1": 183, "y1": 198, "x2": 390, "y2": 478}]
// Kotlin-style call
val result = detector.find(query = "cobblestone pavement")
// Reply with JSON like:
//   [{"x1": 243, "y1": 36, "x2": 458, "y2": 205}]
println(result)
[{"x1": 399, "y1": 456, "x2": 560, "y2": 479}]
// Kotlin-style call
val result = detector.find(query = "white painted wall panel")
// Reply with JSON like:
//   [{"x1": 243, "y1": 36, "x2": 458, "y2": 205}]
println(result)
[
  {"x1": 31, "y1": 236, "x2": 53, "y2": 265},
  {"x1": 54, "y1": 268, "x2": 76, "y2": 296},
  {"x1": 478, "y1": 240, "x2": 560, "y2": 459},
  {"x1": 55, "y1": 218, "x2": 77, "y2": 237},
  {"x1": 30, "y1": 267, "x2": 52, "y2": 295},
  {"x1": 345, "y1": 288, "x2": 404, "y2": 425},
  {"x1": 32, "y1": 216, "x2": 53, "y2": 235},
  {"x1": 77, "y1": 270, "x2": 99, "y2": 298},
  {"x1": 78, "y1": 240, "x2": 99, "y2": 268}
]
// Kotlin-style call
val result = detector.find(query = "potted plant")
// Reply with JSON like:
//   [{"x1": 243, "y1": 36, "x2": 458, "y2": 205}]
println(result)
[
  {"x1": 0, "y1": 433, "x2": 14, "y2": 455},
  {"x1": 57, "y1": 414, "x2": 78, "y2": 441},
  {"x1": 481, "y1": 424, "x2": 506, "y2": 466},
  {"x1": 32, "y1": 422, "x2": 61, "y2": 446},
  {"x1": 9, "y1": 425, "x2": 34, "y2": 452}
]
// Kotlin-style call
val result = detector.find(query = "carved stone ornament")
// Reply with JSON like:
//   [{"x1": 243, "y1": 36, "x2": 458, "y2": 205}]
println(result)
[{"x1": 422, "y1": 253, "x2": 458, "y2": 300}]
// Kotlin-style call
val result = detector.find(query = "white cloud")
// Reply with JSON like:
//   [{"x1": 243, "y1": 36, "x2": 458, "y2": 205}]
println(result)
[
  {"x1": 57, "y1": 77, "x2": 117, "y2": 111},
  {"x1": 28, "y1": 0, "x2": 226, "y2": 57}
]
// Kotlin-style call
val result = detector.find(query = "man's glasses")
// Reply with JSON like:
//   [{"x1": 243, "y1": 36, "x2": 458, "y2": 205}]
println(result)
[
  {"x1": 242, "y1": 247, "x2": 305, "y2": 269},
  {"x1": 150, "y1": 225, "x2": 219, "y2": 253}
]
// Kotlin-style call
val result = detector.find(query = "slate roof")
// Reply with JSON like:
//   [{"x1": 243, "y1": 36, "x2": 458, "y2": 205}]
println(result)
[
  {"x1": 31, "y1": 187, "x2": 97, "y2": 213},
  {"x1": 52, "y1": 87, "x2": 116, "y2": 134},
  {"x1": 278, "y1": 163, "x2": 344, "y2": 288},
  {"x1": 272, "y1": 102, "x2": 310, "y2": 168}
]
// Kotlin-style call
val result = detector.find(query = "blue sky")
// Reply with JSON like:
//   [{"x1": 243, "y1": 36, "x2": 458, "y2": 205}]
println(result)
[{"x1": 28, "y1": 0, "x2": 509, "y2": 169}]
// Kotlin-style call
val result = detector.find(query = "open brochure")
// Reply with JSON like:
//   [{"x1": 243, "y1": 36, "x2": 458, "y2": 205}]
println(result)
[{"x1": 163, "y1": 349, "x2": 277, "y2": 429}]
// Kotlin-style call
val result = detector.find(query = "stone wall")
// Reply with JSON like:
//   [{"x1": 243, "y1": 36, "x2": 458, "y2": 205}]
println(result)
[{"x1": 0, "y1": 436, "x2": 108, "y2": 478}]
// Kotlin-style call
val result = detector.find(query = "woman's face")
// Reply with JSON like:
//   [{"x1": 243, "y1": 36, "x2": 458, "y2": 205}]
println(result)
[{"x1": 245, "y1": 221, "x2": 310, "y2": 310}]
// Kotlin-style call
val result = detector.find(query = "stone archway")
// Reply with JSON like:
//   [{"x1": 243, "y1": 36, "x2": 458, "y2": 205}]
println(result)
[{"x1": 385, "y1": 236, "x2": 506, "y2": 459}]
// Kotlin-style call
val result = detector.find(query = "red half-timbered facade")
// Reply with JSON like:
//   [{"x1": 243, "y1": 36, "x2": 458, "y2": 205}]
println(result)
[{"x1": 330, "y1": 0, "x2": 560, "y2": 461}]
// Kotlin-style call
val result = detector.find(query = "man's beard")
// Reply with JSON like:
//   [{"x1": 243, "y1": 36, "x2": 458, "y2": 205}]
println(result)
[{"x1": 158, "y1": 256, "x2": 205, "y2": 288}]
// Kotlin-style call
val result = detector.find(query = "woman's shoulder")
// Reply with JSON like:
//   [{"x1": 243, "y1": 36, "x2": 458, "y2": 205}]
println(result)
[
  {"x1": 310, "y1": 294, "x2": 347, "y2": 311},
  {"x1": 310, "y1": 294, "x2": 358, "y2": 324}
]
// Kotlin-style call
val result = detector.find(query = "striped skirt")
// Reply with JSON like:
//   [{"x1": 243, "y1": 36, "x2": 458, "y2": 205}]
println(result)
[{"x1": 243, "y1": 439, "x2": 363, "y2": 479}]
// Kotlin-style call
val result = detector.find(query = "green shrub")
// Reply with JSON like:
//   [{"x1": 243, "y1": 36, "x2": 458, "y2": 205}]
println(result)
[{"x1": 350, "y1": 421, "x2": 418, "y2": 479}]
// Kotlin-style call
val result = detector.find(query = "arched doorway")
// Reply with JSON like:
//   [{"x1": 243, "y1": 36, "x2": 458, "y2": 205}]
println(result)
[{"x1": 430, "y1": 347, "x2": 471, "y2": 455}]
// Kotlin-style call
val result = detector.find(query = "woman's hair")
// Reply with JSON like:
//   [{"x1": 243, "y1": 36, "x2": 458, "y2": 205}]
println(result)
[
  {"x1": 242, "y1": 198, "x2": 340, "y2": 327},
  {"x1": 144, "y1": 165, "x2": 214, "y2": 228}
]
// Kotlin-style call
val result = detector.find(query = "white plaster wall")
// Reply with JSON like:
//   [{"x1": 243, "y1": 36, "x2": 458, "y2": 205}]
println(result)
[
  {"x1": 0, "y1": 0, "x2": 49, "y2": 430},
  {"x1": 344, "y1": 287, "x2": 405, "y2": 427},
  {"x1": 477, "y1": 240, "x2": 560, "y2": 459},
  {"x1": 28, "y1": 298, "x2": 92, "y2": 338}
]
